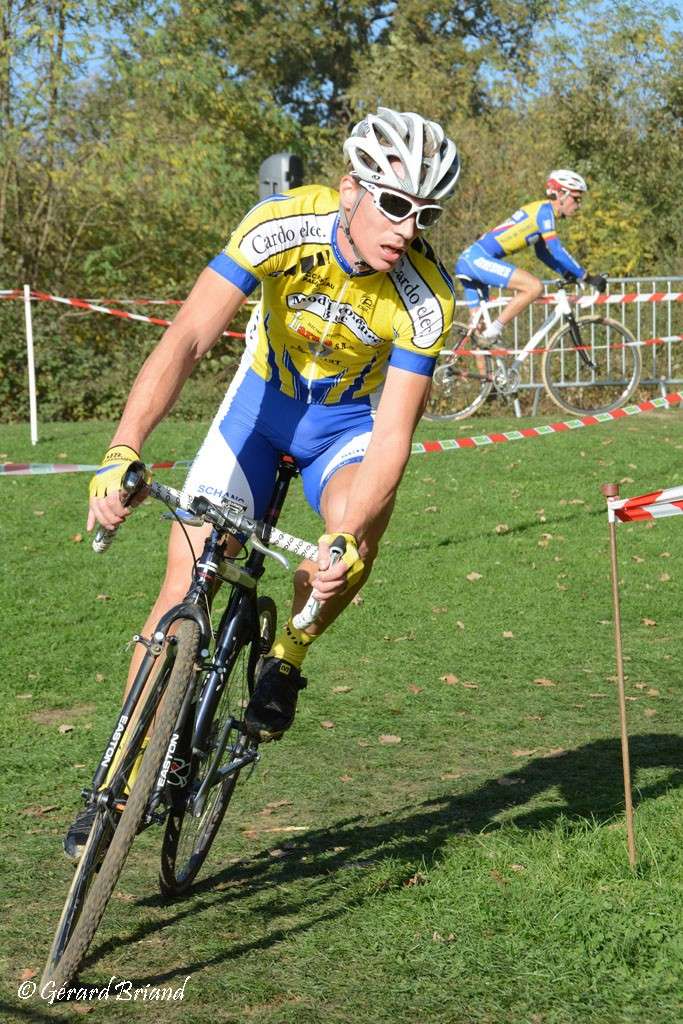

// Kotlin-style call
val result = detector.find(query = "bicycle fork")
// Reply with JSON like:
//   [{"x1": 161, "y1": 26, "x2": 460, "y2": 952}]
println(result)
[{"x1": 566, "y1": 314, "x2": 598, "y2": 371}]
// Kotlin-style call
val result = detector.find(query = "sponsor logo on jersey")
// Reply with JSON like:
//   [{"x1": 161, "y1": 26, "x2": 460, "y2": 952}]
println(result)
[
  {"x1": 391, "y1": 258, "x2": 443, "y2": 349},
  {"x1": 286, "y1": 291, "x2": 383, "y2": 348},
  {"x1": 239, "y1": 212, "x2": 337, "y2": 267}
]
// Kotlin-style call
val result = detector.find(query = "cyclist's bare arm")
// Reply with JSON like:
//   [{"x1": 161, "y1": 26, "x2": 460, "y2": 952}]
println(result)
[
  {"x1": 88, "y1": 270, "x2": 247, "y2": 531},
  {"x1": 313, "y1": 366, "x2": 429, "y2": 596}
]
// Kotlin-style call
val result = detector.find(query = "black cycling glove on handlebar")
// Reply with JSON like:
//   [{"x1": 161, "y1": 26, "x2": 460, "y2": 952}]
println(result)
[{"x1": 584, "y1": 272, "x2": 608, "y2": 293}]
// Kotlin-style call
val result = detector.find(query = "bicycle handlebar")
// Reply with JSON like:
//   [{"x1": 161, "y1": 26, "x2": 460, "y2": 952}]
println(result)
[
  {"x1": 292, "y1": 535, "x2": 346, "y2": 630},
  {"x1": 91, "y1": 463, "x2": 332, "y2": 625}
]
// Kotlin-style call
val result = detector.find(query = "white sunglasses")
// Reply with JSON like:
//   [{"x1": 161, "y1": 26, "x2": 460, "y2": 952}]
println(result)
[{"x1": 359, "y1": 181, "x2": 443, "y2": 229}]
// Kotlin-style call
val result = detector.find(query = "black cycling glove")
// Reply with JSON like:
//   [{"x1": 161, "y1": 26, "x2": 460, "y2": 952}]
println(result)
[{"x1": 584, "y1": 272, "x2": 608, "y2": 293}]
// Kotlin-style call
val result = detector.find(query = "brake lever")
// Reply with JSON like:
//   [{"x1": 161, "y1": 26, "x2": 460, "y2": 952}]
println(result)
[{"x1": 249, "y1": 532, "x2": 289, "y2": 569}]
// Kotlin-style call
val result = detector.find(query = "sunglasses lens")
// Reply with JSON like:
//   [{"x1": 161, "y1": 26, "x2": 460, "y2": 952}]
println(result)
[
  {"x1": 377, "y1": 191, "x2": 414, "y2": 220},
  {"x1": 416, "y1": 206, "x2": 442, "y2": 228}
]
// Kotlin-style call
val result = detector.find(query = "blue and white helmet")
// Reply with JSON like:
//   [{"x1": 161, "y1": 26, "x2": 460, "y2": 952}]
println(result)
[{"x1": 344, "y1": 106, "x2": 460, "y2": 202}]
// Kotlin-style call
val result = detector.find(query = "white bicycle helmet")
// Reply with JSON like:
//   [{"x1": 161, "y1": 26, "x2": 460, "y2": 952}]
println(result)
[
  {"x1": 546, "y1": 169, "x2": 588, "y2": 196},
  {"x1": 344, "y1": 106, "x2": 460, "y2": 201}
]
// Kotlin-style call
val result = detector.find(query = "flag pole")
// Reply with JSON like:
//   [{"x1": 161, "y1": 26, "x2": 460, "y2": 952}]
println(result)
[{"x1": 601, "y1": 482, "x2": 637, "y2": 868}]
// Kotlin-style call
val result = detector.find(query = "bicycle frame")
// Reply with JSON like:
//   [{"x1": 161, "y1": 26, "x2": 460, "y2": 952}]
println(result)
[
  {"x1": 459, "y1": 286, "x2": 597, "y2": 391},
  {"x1": 87, "y1": 454, "x2": 300, "y2": 824}
]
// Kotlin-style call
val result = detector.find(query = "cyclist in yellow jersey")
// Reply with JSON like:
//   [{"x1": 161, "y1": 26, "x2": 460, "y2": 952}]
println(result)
[
  {"x1": 456, "y1": 170, "x2": 607, "y2": 343},
  {"x1": 66, "y1": 107, "x2": 460, "y2": 859}
]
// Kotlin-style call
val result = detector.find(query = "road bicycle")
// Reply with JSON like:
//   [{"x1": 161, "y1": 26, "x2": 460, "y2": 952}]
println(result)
[
  {"x1": 423, "y1": 278, "x2": 641, "y2": 421},
  {"x1": 42, "y1": 455, "x2": 330, "y2": 992}
]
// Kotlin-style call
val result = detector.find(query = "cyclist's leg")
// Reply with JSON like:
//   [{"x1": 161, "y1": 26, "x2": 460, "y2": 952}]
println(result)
[
  {"x1": 294, "y1": 421, "x2": 386, "y2": 634},
  {"x1": 125, "y1": 368, "x2": 280, "y2": 697},
  {"x1": 497, "y1": 267, "x2": 543, "y2": 328},
  {"x1": 245, "y1": 411, "x2": 378, "y2": 741}
]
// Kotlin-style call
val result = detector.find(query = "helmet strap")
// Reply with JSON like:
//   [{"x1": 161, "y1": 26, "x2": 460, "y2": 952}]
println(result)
[{"x1": 339, "y1": 191, "x2": 370, "y2": 273}]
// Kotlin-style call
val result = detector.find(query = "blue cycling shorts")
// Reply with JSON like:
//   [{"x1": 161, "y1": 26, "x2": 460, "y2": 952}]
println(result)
[
  {"x1": 182, "y1": 364, "x2": 373, "y2": 518},
  {"x1": 455, "y1": 242, "x2": 516, "y2": 307}
]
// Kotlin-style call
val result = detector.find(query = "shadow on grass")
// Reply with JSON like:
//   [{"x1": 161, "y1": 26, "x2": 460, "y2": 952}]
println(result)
[{"x1": 73, "y1": 730, "x2": 683, "y2": 988}]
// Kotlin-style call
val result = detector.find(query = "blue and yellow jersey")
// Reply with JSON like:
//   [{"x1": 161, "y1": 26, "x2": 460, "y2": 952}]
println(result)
[
  {"x1": 208, "y1": 185, "x2": 455, "y2": 404},
  {"x1": 477, "y1": 200, "x2": 585, "y2": 280}
]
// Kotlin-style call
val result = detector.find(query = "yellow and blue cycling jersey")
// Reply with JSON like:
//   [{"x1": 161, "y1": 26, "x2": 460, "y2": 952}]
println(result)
[
  {"x1": 208, "y1": 185, "x2": 455, "y2": 405},
  {"x1": 456, "y1": 200, "x2": 585, "y2": 306},
  {"x1": 477, "y1": 200, "x2": 585, "y2": 278}
]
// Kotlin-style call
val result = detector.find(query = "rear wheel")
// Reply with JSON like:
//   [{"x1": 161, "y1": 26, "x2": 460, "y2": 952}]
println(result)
[
  {"x1": 422, "y1": 323, "x2": 494, "y2": 421},
  {"x1": 159, "y1": 596, "x2": 277, "y2": 896},
  {"x1": 42, "y1": 620, "x2": 200, "y2": 991},
  {"x1": 542, "y1": 316, "x2": 641, "y2": 415}
]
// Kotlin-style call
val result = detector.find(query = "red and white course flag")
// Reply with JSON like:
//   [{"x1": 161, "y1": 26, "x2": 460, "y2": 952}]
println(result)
[{"x1": 608, "y1": 485, "x2": 683, "y2": 523}]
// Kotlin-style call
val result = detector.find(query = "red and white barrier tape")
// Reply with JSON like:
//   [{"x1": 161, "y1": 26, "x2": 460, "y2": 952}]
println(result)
[
  {"x1": 25, "y1": 290, "x2": 247, "y2": 340},
  {"x1": 608, "y1": 484, "x2": 683, "y2": 523},
  {"x1": 3, "y1": 392, "x2": 681, "y2": 477},
  {"x1": 463, "y1": 332, "x2": 682, "y2": 360},
  {"x1": 0, "y1": 459, "x2": 193, "y2": 477},
  {"x1": 410, "y1": 391, "x2": 683, "y2": 455}
]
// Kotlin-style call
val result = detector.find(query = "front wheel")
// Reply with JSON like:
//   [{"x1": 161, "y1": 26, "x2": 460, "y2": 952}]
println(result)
[
  {"x1": 42, "y1": 619, "x2": 200, "y2": 991},
  {"x1": 542, "y1": 316, "x2": 641, "y2": 415},
  {"x1": 422, "y1": 323, "x2": 495, "y2": 422},
  {"x1": 159, "y1": 596, "x2": 277, "y2": 897}
]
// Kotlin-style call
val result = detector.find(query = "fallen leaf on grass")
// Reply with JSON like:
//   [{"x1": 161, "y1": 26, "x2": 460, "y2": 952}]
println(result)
[
  {"x1": 644, "y1": 708, "x2": 657, "y2": 718},
  {"x1": 502, "y1": 630, "x2": 514, "y2": 639},
  {"x1": 19, "y1": 968, "x2": 37, "y2": 982},
  {"x1": 642, "y1": 618, "x2": 656, "y2": 626},
  {"x1": 495, "y1": 523, "x2": 509, "y2": 534},
  {"x1": 660, "y1": 573, "x2": 671, "y2": 582},
  {"x1": 490, "y1": 869, "x2": 509, "y2": 886},
  {"x1": 351, "y1": 593, "x2": 364, "y2": 606},
  {"x1": 659, "y1": 551, "x2": 672, "y2": 558},
  {"x1": 260, "y1": 800, "x2": 293, "y2": 815},
  {"x1": 33, "y1": 510, "x2": 45, "y2": 517},
  {"x1": 407, "y1": 684, "x2": 423, "y2": 695},
  {"x1": 340, "y1": 775, "x2": 353, "y2": 782},
  {"x1": 456, "y1": 620, "x2": 465, "y2": 630},
  {"x1": 510, "y1": 864, "x2": 526, "y2": 873},
  {"x1": 423, "y1": 505, "x2": 439, "y2": 513},
  {"x1": 22, "y1": 805, "x2": 59, "y2": 817},
  {"x1": 58, "y1": 723, "x2": 74, "y2": 734},
  {"x1": 440, "y1": 771, "x2": 462, "y2": 781},
  {"x1": 462, "y1": 682, "x2": 478, "y2": 689},
  {"x1": 404, "y1": 872, "x2": 427, "y2": 887},
  {"x1": 512, "y1": 749, "x2": 537, "y2": 758},
  {"x1": 15, "y1": 693, "x2": 32, "y2": 700},
  {"x1": 379, "y1": 734, "x2": 401, "y2": 745},
  {"x1": 96, "y1": 593, "x2": 110, "y2": 601},
  {"x1": 466, "y1": 571, "x2": 482, "y2": 582},
  {"x1": 647, "y1": 688, "x2": 660, "y2": 697},
  {"x1": 431, "y1": 606, "x2": 448, "y2": 614},
  {"x1": 532, "y1": 677, "x2": 557, "y2": 687},
  {"x1": 320, "y1": 720, "x2": 335, "y2": 729},
  {"x1": 332, "y1": 686, "x2": 351, "y2": 694},
  {"x1": 441, "y1": 673, "x2": 458, "y2": 685},
  {"x1": 632, "y1": 555, "x2": 644, "y2": 563}
]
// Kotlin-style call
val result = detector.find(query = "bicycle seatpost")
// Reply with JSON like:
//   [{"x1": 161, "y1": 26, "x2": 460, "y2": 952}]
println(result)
[{"x1": 92, "y1": 461, "x2": 149, "y2": 553}]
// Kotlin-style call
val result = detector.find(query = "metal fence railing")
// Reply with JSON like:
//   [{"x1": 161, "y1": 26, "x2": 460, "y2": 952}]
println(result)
[{"x1": 468, "y1": 276, "x2": 683, "y2": 413}]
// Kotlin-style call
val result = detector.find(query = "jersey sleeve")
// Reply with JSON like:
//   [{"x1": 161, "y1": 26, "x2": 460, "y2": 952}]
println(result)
[
  {"x1": 533, "y1": 201, "x2": 585, "y2": 279},
  {"x1": 389, "y1": 246, "x2": 455, "y2": 377},
  {"x1": 208, "y1": 191, "x2": 338, "y2": 295}
]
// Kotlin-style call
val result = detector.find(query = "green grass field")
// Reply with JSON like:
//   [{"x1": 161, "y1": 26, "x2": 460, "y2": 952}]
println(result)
[{"x1": 1, "y1": 410, "x2": 682, "y2": 1023}]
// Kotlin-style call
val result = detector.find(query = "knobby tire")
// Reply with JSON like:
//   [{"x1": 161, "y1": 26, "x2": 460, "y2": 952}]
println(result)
[
  {"x1": 41, "y1": 619, "x2": 200, "y2": 991},
  {"x1": 159, "y1": 597, "x2": 277, "y2": 896}
]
